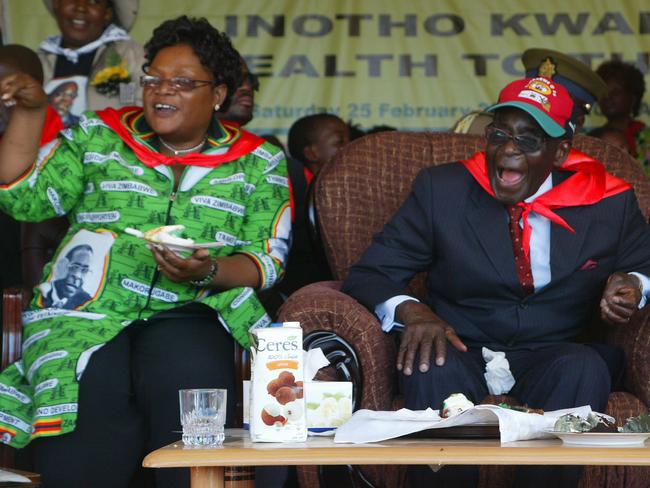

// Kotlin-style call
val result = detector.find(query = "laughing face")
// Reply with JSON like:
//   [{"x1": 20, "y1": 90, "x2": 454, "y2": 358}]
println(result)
[
  {"x1": 222, "y1": 58, "x2": 256, "y2": 125},
  {"x1": 143, "y1": 44, "x2": 226, "y2": 148},
  {"x1": 52, "y1": 0, "x2": 114, "y2": 48},
  {"x1": 485, "y1": 108, "x2": 570, "y2": 205}
]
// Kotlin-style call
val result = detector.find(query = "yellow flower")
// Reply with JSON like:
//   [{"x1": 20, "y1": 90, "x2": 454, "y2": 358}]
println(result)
[{"x1": 91, "y1": 62, "x2": 130, "y2": 86}]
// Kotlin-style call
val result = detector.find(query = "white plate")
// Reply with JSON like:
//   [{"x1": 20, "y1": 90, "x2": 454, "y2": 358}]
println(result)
[
  {"x1": 124, "y1": 228, "x2": 224, "y2": 252},
  {"x1": 545, "y1": 431, "x2": 650, "y2": 447}
]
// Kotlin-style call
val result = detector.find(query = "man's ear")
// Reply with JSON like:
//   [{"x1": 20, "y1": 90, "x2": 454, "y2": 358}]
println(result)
[
  {"x1": 552, "y1": 139, "x2": 572, "y2": 168},
  {"x1": 303, "y1": 145, "x2": 321, "y2": 174},
  {"x1": 303, "y1": 144, "x2": 318, "y2": 164}
]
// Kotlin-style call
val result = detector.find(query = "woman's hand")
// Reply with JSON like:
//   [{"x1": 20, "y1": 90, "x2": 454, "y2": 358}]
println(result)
[
  {"x1": 149, "y1": 245, "x2": 214, "y2": 284},
  {"x1": 0, "y1": 72, "x2": 48, "y2": 111},
  {"x1": 0, "y1": 72, "x2": 49, "y2": 184}
]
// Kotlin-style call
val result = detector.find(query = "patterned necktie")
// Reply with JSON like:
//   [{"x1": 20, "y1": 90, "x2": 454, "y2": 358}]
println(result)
[{"x1": 507, "y1": 205, "x2": 534, "y2": 295}]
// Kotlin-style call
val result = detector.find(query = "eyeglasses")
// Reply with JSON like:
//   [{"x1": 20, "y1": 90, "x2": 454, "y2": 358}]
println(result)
[
  {"x1": 246, "y1": 72, "x2": 260, "y2": 92},
  {"x1": 485, "y1": 125, "x2": 546, "y2": 153},
  {"x1": 140, "y1": 75, "x2": 214, "y2": 92}
]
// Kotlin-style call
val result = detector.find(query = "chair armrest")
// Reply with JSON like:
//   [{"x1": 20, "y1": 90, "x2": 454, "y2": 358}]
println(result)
[
  {"x1": 608, "y1": 303, "x2": 650, "y2": 407},
  {"x1": 277, "y1": 281, "x2": 398, "y2": 411},
  {"x1": 2, "y1": 287, "x2": 24, "y2": 370}
]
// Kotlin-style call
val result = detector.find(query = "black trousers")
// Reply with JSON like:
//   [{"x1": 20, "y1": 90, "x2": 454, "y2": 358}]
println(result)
[
  {"x1": 402, "y1": 343, "x2": 615, "y2": 488},
  {"x1": 31, "y1": 303, "x2": 235, "y2": 488}
]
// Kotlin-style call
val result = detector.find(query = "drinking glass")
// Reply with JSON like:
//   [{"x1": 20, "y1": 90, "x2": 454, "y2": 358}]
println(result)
[{"x1": 179, "y1": 388, "x2": 227, "y2": 446}]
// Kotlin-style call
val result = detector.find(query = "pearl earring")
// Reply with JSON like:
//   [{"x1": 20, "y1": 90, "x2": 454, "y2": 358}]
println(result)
[{"x1": 214, "y1": 104, "x2": 221, "y2": 112}]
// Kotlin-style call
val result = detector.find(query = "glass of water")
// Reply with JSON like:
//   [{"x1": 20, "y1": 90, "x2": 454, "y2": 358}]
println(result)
[{"x1": 179, "y1": 388, "x2": 227, "y2": 446}]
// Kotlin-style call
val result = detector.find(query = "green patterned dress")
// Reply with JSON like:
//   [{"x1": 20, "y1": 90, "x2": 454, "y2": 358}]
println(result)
[{"x1": 0, "y1": 109, "x2": 291, "y2": 448}]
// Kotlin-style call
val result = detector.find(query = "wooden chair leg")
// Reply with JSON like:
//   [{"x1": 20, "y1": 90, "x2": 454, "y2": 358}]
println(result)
[{"x1": 224, "y1": 466, "x2": 255, "y2": 488}]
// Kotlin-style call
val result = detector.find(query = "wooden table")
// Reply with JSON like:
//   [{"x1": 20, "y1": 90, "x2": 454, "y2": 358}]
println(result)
[{"x1": 143, "y1": 429, "x2": 650, "y2": 488}]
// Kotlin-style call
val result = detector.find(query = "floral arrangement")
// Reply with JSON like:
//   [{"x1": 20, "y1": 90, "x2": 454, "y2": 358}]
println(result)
[{"x1": 90, "y1": 49, "x2": 131, "y2": 97}]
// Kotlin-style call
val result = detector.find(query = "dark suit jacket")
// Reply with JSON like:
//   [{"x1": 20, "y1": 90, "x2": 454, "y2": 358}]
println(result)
[{"x1": 343, "y1": 162, "x2": 650, "y2": 350}]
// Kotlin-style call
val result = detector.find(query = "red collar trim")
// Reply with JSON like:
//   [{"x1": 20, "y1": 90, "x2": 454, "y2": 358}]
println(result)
[
  {"x1": 461, "y1": 149, "x2": 631, "y2": 260},
  {"x1": 96, "y1": 107, "x2": 264, "y2": 168}
]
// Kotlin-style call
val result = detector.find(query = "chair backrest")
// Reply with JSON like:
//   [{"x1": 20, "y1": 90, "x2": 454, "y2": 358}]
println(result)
[{"x1": 314, "y1": 131, "x2": 650, "y2": 298}]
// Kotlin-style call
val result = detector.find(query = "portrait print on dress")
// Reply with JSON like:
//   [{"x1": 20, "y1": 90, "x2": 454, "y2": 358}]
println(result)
[{"x1": 38, "y1": 229, "x2": 114, "y2": 310}]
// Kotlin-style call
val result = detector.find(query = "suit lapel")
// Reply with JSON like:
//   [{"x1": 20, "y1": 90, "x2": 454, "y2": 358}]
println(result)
[
  {"x1": 550, "y1": 208, "x2": 590, "y2": 283},
  {"x1": 466, "y1": 183, "x2": 521, "y2": 294},
  {"x1": 549, "y1": 171, "x2": 590, "y2": 282}
]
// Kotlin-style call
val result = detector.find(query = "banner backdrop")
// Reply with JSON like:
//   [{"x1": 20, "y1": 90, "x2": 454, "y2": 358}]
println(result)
[{"x1": 4, "y1": 0, "x2": 650, "y2": 138}]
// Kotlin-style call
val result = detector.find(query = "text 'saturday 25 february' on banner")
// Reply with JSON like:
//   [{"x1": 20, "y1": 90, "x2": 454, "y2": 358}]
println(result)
[{"x1": 5, "y1": 0, "x2": 650, "y2": 135}]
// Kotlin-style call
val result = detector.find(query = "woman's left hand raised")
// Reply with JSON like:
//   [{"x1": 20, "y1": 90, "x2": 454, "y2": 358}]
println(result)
[{"x1": 149, "y1": 245, "x2": 214, "y2": 284}]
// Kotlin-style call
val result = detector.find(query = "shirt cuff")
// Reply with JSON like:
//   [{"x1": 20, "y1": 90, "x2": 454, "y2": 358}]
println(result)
[
  {"x1": 374, "y1": 295, "x2": 419, "y2": 332},
  {"x1": 629, "y1": 272, "x2": 650, "y2": 308}
]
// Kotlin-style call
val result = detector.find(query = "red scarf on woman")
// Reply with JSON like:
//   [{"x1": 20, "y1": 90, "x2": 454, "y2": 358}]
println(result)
[
  {"x1": 96, "y1": 107, "x2": 264, "y2": 168},
  {"x1": 461, "y1": 149, "x2": 631, "y2": 260}
]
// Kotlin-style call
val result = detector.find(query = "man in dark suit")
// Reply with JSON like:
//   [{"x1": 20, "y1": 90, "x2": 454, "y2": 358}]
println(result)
[{"x1": 343, "y1": 76, "x2": 650, "y2": 487}]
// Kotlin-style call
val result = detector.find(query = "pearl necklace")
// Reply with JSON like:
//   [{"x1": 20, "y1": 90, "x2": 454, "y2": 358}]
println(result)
[{"x1": 159, "y1": 136, "x2": 207, "y2": 156}]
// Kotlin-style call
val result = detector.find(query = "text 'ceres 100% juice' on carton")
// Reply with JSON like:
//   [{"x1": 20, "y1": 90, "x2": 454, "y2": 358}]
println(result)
[{"x1": 249, "y1": 322, "x2": 307, "y2": 442}]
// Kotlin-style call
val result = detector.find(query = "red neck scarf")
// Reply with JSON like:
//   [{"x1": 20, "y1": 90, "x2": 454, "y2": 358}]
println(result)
[
  {"x1": 461, "y1": 149, "x2": 631, "y2": 261},
  {"x1": 96, "y1": 107, "x2": 265, "y2": 168}
]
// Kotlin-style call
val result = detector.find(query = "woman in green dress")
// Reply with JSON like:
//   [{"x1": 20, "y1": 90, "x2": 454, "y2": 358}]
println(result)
[{"x1": 0, "y1": 16, "x2": 290, "y2": 488}]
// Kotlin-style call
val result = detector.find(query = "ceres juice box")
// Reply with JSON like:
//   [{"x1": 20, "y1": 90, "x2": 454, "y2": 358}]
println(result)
[{"x1": 249, "y1": 322, "x2": 307, "y2": 442}]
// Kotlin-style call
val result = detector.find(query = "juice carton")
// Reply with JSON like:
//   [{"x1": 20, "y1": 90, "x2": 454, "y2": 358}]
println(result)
[{"x1": 249, "y1": 322, "x2": 307, "y2": 442}]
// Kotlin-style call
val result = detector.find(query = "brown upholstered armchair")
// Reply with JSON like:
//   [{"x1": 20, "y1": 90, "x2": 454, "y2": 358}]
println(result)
[{"x1": 277, "y1": 131, "x2": 650, "y2": 488}]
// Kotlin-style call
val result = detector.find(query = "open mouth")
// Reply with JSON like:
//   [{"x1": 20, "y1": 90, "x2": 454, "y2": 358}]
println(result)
[
  {"x1": 68, "y1": 18, "x2": 89, "y2": 29},
  {"x1": 153, "y1": 103, "x2": 179, "y2": 115},
  {"x1": 497, "y1": 167, "x2": 525, "y2": 187}
]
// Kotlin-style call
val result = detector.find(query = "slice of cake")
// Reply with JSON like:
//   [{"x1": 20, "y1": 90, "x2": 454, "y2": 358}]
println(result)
[{"x1": 440, "y1": 393, "x2": 474, "y2": 418}]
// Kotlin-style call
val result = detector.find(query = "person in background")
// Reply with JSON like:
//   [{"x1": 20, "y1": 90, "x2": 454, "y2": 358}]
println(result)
[
  {"x1": 452, "y1": 47, "x2": 608, "y2": 136},
  {"x1": 0, "y1": 15, "x2": 289, "y2": 488},
  {"x1": 217, "y1": 56, "x2": 258, "y2": 126},
  {"x1": 38, "y1": 0, "x2": 145, "y2": 122},
  {"x1": 344, "y1": 77, "x2": 650, "y2": 487},
  {"x1": 596, "y1": 59, "x2": 646, "y2": 156},
  {"x1": 288, "y1": 113, "x2": 350, "y2": 179},
  {"x1": 588, "y1": 126, "x2": 630, "y2": 153},
  {"x1": 271, "y1": 114, "x2": 350, "y2": 301}
]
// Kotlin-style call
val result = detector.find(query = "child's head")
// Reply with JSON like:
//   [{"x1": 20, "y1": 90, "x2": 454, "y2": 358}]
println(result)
[{"x1": 288, "y1": 113, "x2": 350, "y2": 175}]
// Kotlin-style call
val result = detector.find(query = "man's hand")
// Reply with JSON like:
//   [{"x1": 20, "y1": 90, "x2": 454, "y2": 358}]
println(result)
[
  {"x1": 149, "y1": 245, "x2": 214, "y2": 284},
  {"x1": 600, "y1": 272, "x2": 642, "y2": 325},
  {"x1": 396, "y1": 301, "x2": 466, "y2": 375}
]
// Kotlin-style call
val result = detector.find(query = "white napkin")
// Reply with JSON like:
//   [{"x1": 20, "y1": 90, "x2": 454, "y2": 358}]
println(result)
[
  {"x1": 304, "y1": 348, "x2": 330, "y2": 380},
  {"x1": 334, "y1": 404, "x2": 593, "y2": 444},
  {"x1": 0, "y1": 468, "x2": 31, "y2": 482},
  {"x1": 482, "y1": 347, "x2": 515, "y2": 395}
]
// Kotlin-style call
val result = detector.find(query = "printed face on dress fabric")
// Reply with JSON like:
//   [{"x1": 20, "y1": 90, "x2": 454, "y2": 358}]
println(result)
[{"x1": 39, "y1": 229, "x2": 115, "y2": 310}]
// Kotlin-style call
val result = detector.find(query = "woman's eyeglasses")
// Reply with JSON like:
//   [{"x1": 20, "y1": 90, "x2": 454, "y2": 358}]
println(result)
[
  {"x1": 140, "y1": 75, "x2": 214, "y2": 92},
  {"x1": 485, "y1": 125, "x2": 546, "y2": 153}
]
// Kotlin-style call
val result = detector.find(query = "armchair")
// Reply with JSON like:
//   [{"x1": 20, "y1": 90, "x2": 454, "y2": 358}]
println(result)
[{"x1": 278, "y1": 131, "x2": 650, "y2": 488}]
